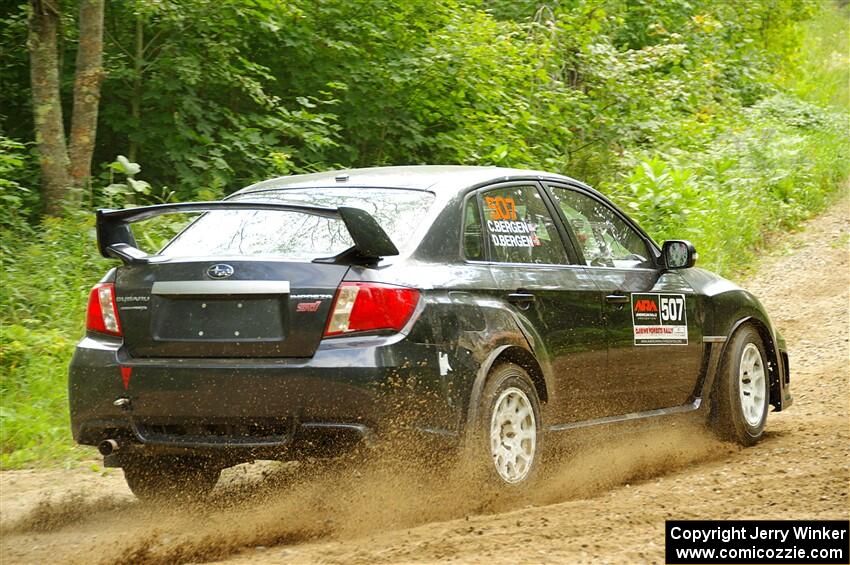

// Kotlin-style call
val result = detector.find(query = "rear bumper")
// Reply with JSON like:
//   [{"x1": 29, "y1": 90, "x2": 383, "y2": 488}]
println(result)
[{"x1": 69, "y1": 333, "x2": 461, "y2": 458}]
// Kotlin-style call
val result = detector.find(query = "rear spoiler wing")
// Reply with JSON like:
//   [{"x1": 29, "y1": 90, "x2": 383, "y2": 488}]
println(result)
[{"x1": 95, "y1": 201, "x2": 399, "y2": 265}]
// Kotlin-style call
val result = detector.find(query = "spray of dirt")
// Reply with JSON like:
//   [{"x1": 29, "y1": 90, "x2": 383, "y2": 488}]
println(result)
[
  {"x1": 3, "y1": 493, "x2": 129, "y2": 534},
  {"x1": 3, "y1": 416, "x2": 730, "y2": 565},
  {"x1": 535, "y1": 418, "x2": 737, "y2": 506}
]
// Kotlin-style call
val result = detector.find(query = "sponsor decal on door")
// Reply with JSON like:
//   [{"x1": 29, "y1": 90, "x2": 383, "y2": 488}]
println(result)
[{"x1": 631, "y1": 293, "x2": 688, "y2": 345}]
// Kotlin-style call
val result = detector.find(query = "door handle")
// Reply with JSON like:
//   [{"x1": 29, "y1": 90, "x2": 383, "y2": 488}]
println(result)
[
  {"x1": 507, "y1": 292, "x2": 536, "y2": 309},
  {"x1": 605, "y1": 293, "x2": 629, "y2": 304}
]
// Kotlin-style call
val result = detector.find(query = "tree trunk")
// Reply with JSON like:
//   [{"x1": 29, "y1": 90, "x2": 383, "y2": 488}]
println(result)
[
  {"x1": 28, "y1": 0, "x2": 70, "y2": 215},
  {"x1": 128, "y1": 16, "x2": 143, "y2": 163},
  {"x1": 68, "y1": 0, "x2": 105, "y2": 189}
]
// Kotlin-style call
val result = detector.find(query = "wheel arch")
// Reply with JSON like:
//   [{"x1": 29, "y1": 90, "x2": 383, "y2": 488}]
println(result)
[
  {"x1": 464, "y1": 344, "x2": 548, "y2": 430},
  {"x1": 717, "y1": 316, "x2": 783, "y2": 411},
  {"x1": 493, "y1": 346, "x2": 548, "y2": 404}
]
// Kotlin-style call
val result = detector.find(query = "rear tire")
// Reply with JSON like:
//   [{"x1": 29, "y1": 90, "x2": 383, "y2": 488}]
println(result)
[
  {"x1": 123, "y1": 456, "x2": 221, "y2": 502},
  {"x1": 711, "y1": 325, "x2": 769, "y2": 446},
  {"x1": 468, "y1": 362, "x2": 543, "y2": 487}
]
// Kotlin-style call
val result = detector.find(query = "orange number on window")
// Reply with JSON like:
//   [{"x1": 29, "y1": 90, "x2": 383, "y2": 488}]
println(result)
[
  {"x1": 485, "y1": 196, "x2": 518, "y2": 220},
  {"x1": 503, "y1": 197, "x2": 517, "y2": 220}
]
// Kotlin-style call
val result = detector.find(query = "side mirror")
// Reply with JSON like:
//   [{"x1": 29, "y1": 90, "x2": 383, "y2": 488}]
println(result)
[{"x1": 662, "y1": 240, "x2": 697, "y2": 269}]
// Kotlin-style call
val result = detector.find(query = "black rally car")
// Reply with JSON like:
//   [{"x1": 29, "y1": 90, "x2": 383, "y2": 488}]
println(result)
[{"x1": 70, "y1": 166, "x2": 791, "y2": 497}]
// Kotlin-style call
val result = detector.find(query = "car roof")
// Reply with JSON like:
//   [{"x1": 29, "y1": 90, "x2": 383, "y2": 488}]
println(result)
[{"x1": 234, "y1": 165, "x2": 588, "y2": 196}]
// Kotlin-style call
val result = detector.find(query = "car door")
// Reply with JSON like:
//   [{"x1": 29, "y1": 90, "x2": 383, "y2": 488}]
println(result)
[
  {"x1": 545, "y1": 183, "x2": 704, "y2": 415},
  {"x1": 467, "y1": 182, "x2": 607, "y2": 422}
]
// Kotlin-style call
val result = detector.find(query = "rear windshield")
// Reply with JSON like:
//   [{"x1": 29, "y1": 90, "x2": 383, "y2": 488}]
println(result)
[{"x1": 160, "y1": 188, "x2": 434, "y2": 260}]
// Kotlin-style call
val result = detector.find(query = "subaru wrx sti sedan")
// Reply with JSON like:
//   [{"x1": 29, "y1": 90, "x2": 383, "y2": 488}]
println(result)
[{"x1": 69, "y1": 166, "x2": 791, "y2": 499}]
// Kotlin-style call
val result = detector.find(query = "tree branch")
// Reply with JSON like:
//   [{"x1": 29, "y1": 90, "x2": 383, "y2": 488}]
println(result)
[{"x1": 105, "y1": 26, "x2": 133, "y2": 59}]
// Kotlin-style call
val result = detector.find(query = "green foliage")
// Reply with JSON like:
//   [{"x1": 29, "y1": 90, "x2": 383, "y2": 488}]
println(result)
[
  {"x1": 0, "y1": 0, "x2": 848, "y2": 467},
  {"x1": 95, "y1": 0, "x2": 343, "y2": 197},
  {"x1": 0, "y1": 136, "x2": 38, "y2": 231},
  {"x1": 0, "y1": 3, "x2": 31, "y2": 139},
  {"x1": 609, "y1": 97, "x2": 849, "y2": 273},
  {"x1": 101, "y1": 155, "x2": 156, "y2": 206},
  {"x1": 1, "y1": 324, "x2": 81, "y2": 467},
  {"x1": 1, "y1": 213, "x2": 111, "y2": 467},
  {"x1": 779, "y1": 4, "x2": 850, "y2": 110}
]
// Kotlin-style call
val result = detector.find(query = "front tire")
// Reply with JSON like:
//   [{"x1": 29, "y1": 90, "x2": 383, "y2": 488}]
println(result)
[
  {"x1": 469, "y1": 362, "x2": 543, "y2": 487},
  {"x1": 712, "y1": 325, "x2": 770, "y2": 446},
  {"x1": 123, "y1": 456, "x2": 221, "y2": 502}
]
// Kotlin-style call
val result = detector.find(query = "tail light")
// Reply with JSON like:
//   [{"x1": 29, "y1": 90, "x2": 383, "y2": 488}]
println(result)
[
  {"x1": 86, "y1": 282, "x2": 122, "y2": 336},
  {"x1": 324, "y1": 282, "x2": 420, "y2": 337}
]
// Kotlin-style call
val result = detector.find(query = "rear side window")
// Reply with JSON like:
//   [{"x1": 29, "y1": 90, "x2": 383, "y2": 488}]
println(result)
[
  {"x1": 161, "y1": 188, "x2": 434, "y2": 260},
  {"x1": 480, "y1": 185, "x2": 567, "y2": 265},
  {"x1": 462, "y1": 196, "x2": 484, "y2": 261}
]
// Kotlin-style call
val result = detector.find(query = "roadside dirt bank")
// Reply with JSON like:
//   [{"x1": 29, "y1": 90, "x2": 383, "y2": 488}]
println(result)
[{"x1": 1, "y1": 195, "x2": 847, "y2": 564}]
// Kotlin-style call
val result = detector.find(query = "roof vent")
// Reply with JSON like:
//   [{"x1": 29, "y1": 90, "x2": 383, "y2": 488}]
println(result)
[{"x1": 335, "y1": 173, "x2": 349, "y2": 182}]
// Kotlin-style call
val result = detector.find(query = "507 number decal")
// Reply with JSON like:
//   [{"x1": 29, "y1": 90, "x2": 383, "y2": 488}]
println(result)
[
  {"x1": 484, "y1": 196, "x2": 518, "y2": 221},
  {"x1": 632, "y1": 293, "x2": 688, "y2": 345},
  {"x1": 660, "y1": 295, "x2": 685, "y2": 323}
]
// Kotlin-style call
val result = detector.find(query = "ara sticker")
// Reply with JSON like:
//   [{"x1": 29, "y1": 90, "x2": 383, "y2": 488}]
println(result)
[{"x1": 631, "y1": 293, "x2": 688, "y2": 345}]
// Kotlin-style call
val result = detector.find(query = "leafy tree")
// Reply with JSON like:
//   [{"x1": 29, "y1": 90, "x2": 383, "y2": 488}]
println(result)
[
  {"x1": 95, "y1": 0, "x2": 342, "y2": 197},
  {"x1": 1, "y1": 0, "x2": 844, "y2": 210}
]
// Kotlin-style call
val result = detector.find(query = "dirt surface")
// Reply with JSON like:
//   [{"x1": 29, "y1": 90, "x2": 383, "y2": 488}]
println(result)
[{"x1": 2, "y1": 196, "x2": 848, "y2": 565}]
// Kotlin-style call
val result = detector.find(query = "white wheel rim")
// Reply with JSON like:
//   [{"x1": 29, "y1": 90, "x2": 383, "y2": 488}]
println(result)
[
  {"x1": 489, "y1": 387, "x2": 536, "y2": 484},
  {"x1": 738, "y1": 343, "x2": 766, "y2": 427}
]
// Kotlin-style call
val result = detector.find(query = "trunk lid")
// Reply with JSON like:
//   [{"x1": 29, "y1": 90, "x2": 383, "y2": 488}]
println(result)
[{"x1": 116, "y1": 259, "x2": 347, "y2": 358}]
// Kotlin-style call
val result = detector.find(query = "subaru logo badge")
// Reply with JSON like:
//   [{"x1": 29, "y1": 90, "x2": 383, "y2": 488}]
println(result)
[{"x1": 207, "y1": 264, "x2": 234, "y2": 279}]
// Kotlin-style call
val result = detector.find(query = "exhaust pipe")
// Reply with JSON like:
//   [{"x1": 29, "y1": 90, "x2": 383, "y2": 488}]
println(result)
[{"x1": 98, "y1": 438, "x2": 121, "y2": 456}]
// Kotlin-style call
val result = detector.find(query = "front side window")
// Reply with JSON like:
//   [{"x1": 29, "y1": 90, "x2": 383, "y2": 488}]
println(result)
[
  {"x1": 160, "y1": 188, "x2": 435, "y2": 260},
  {"x1": 480, "y1": 185, "x2": 567, "y2": 265},
  {"x1": 549, "y1": 186, "x2": 652, "y2": 268}
]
